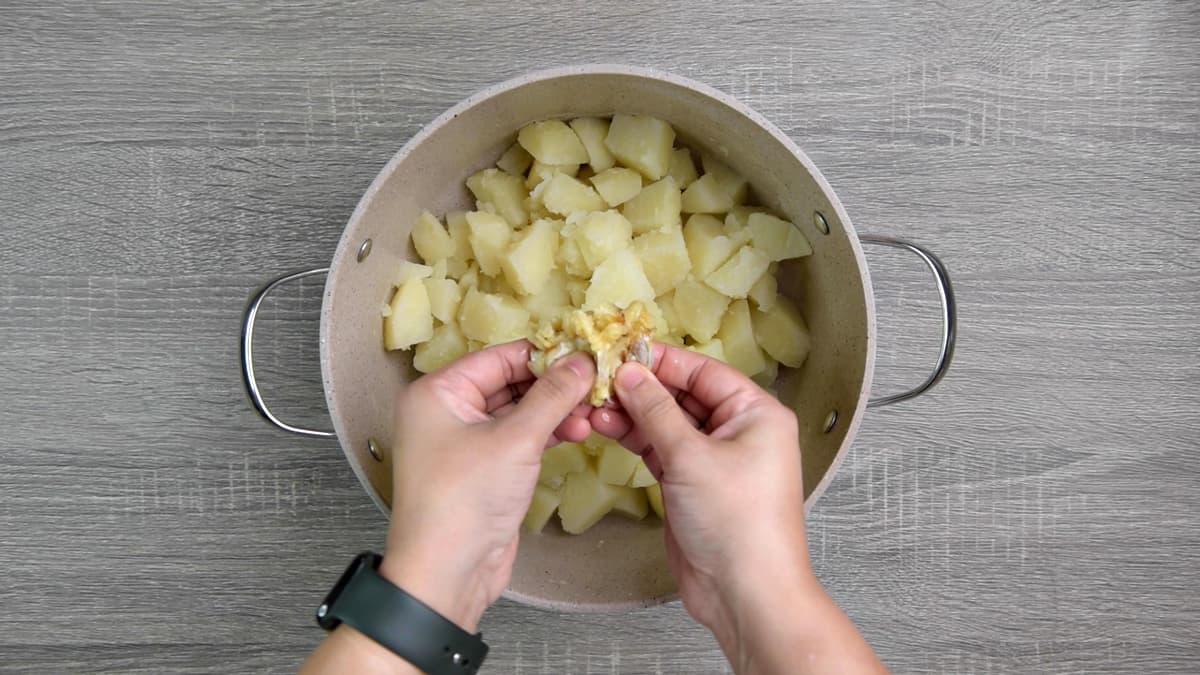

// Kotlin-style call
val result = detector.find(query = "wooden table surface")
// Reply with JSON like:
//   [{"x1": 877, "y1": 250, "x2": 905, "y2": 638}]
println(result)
[{"x1": 3, "y1": 1, "x2": 1198, "y2": 672}]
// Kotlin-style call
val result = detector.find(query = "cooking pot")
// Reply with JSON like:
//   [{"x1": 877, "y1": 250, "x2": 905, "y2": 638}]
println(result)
[{"x1": 239, "y1": 65, "x2": 956, "y2": 611}]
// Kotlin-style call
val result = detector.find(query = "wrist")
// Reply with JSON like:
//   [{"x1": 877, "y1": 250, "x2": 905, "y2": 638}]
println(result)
[
  {"x1": 379, "y1": 548, "x2": 489, "y2": 633},
  {"x1": 712, "y1": 547, "x2": 824, "y2": 661}
]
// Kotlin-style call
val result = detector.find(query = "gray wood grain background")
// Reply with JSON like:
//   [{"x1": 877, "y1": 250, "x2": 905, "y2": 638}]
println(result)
[{"x1": 2, "y1": 1, "x2": 1197, "y2": 672}]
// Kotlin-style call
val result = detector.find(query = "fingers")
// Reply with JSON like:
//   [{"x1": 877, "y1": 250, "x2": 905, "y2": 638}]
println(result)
[
  {"x1": 612, "y1": 362, "x2": 698, "y2": 467},
  {"x1": 501, "y1": 352, "x2": 596, "y2": 443},
  {"x1": 648, "y1": 343, "x2": 763, "y2": 413},
  {"x1": 433, "y1": 340, "x2": 537, "y2": 406}
]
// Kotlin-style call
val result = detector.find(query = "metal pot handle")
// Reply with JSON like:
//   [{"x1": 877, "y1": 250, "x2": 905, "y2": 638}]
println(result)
[
  {"x1": 240, "y1": 267, "x2": 336, "y2": 437},
  {"x1": 860, "y1": 236, "x2": 958, "y2": 408}
]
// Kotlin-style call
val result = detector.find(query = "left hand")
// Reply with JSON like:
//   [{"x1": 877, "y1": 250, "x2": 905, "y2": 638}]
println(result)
[{"x1": 379, "y1": 341, "x2": 596, "y2": 632}]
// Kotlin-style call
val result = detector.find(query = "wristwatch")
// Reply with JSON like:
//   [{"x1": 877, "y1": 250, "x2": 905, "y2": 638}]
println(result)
[{"x1": 317, "y1": 552, "x2": 489, "y2": 674}]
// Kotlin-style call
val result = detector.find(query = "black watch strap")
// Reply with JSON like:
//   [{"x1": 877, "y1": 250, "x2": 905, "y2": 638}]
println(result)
[{"x1": 317, "y1": 552, "x2": 488, "y2": 674}]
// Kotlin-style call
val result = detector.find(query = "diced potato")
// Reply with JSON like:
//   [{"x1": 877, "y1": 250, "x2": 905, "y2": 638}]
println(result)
[
  {"x1": 701, "y1": 154, "x2": 749, "y2": 204},
  {"x1": 581, "y1": 432, "x2": 608, "y2": 456},
  {"x1": 751, "y1": 295, "x2": 811, "y2": 367},
  {"x1": 539, "y1": 442, "x2": 589, "y2": 490},
  {"x1": 413, "y1": 321, "x2": 468, "y2": 373},
  {"x1": 684, "y1": 214, "x2": 751, "y2": 279},
  {"x1": 517, "y1": 119, "x2": 590, "y2": 165},
  {"x1": 747, "y1": 270, "x2": 777, "y2": 311},
  {"x1": 621, "y1": 176, "x2": 681, "y2": 234},
  {"x1": 681, "y1": 174, "x2": 735, "y2": 214},
  {"x1": 632, "y1": 225, "x2": 691, "y2": 295},
  {"x1": 541, "y1": 173, "x2": 607, "y2": 216},
  {"x1": 523, "y1": 484, "x2": 561, "y2": 533},
  {"x1": 558, "y1": 470, "x2": 620, "y2": 534},
  {"x1": 752, "y1": 355, "x2": 780, "y2": 389},
  {"x1": 569, "y1": 117, "x2": 616, "y2": 172},
  {"x1": 672, "y1": 279, "x2": 731, "y2": 343},
  {"x1": 383, "y1": 278, "x2": 433, "y2": 351},
  {"x1": 604, "y1": 114, "x2": 675, "y2": 180},
  {"x1": 445, "y1": 211, "x2": 474, "y2": 265},
  {"x1": 496, "y1": 142, "x2": 534, "y2": 176},
  {"x1": 687, "y1": 338, "x2": 727, "y2": 363},
  {"x1": 724, "y1": 205, "x2": 767, "y2": 231},
  {"x1": 584, "y1": 247, "x2": 656, "y2": 310},
  {"x1": 610, "y1": 485, "x2": 649, "y2": 520},
  {"x1": 467, "y1": 168, "x2": 528, "y2": 228},
  {"x1": 565, "y1": 277, "x2": 587, "y2": 306},
  {"x1": 716, "y1": 299, "x2": 767, "y2": 376},
  {"x1": 705, "y1": 245, "x2": 771, "y2": 299},
  {"x1": 570, "y1": 209, "x2": 633, "y2": 270},
  {"x1": 597, "y1": 441, "x2": 642, "y2": 485},
  {"x1": 747, "y1": 212, "x2": 812, "y2": 260},
  {"x1": 525, "y1": 160, "x2": 580, "y2": 189},
  {"x1": 521, "y1": 268, "x2": 571, "y2": 322},
  {"x1": 423, "y1": 278, "x2": 462, "y2": 323},
  {"x1": 627, "y1": 460, "x2": 657, "y2": 488},
  {"x1": 430, "y1": 259, "x2": 447, "y2": 280},
  {"x1": 457, "y1": 287, "x2": 530, "y2": 345},
  {"x1": 589, "y1": 167, "x2": 643, "y2": 207},
  {"x1": 394, "y1": 260, "x2": 433, "y2": 287},
  {"x1": 667, "y1": 147, "x2": 699, "y2": 189},
  {"x1": 556, "y1": 234, "x2": 591, "y2": 278},
  {"x1": 646, "y1": 483, "x2": 665, "y2": 519},
  {"x1": 411, "y1": 211, "x2": 456, "y2": 264},
  {"x1": 465, "y1": 211, "x2": 512, "y2": 277},
  {"x1": 501, "y1": 218, "x2": 559, "y2": 295},
  {"x1": 457, "y1": 262, "x2": 480, "y2": 293},
  {"x1": 477, "y1": 272, "x2": 516, "y2": 298},
  {"x1": 656, "y1": 291, "x2": 683, "y2": 339}
]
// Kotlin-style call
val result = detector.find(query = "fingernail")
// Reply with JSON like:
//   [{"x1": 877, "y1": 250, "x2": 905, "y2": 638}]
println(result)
[
  {"x1": 616, "y1": 363, "x2": 645, "y2": 390},
  {"x1": 556, "y1": 352, "x2": 593, "y2": 379}
]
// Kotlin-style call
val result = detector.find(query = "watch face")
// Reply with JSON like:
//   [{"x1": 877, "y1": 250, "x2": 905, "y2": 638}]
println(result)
[{"x1": 317, "y1": 551, "x2": 382, "y2": 630}]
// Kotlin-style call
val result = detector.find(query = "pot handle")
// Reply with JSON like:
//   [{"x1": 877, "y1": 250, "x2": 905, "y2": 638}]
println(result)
[
  {"x1": 240, "y1": 267, "x2": 336, "y2": 437},
  {"x1": 860, "y1": 236, "x2": 957, "y2": 408}
]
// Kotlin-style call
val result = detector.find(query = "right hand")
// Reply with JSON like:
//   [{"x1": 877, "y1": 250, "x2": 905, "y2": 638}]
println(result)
[{"x1": 589, "y1": 344, "x2": 814, "y2": 643}]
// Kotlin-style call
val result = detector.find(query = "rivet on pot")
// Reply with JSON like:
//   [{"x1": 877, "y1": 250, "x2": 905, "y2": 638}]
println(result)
[
  {"x1": 814, "y1": 211, "x2": 831, "y2": 235},
  {"x1": 357, "y1": 238, "x2": 373, "y2": 262},
  {"x1": 822, "y1": 410, "x2": 838, "y2": 433},
  {"x1": 367, "y1": 437, "x2": 384, "y2": 461}
]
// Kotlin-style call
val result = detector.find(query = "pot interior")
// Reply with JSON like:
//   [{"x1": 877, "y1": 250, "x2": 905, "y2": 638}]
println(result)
[{"x1": 320, "y1": 66, "x2": 874, "y2": 610}]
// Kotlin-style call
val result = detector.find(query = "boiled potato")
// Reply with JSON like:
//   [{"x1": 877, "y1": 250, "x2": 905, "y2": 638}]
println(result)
[
  {"x1": 569, "y1": 209, "x2": 633, "y2": 270},
  {"x1": 523, "y1": 484, "x2": 561, "y2": 533},
  {"x1": 684, "y1": 214, "x2": 750, "y2": 279},
  {"x1": 621, "y1": 176, "x2": 681, "y2": 234},
  {"x1": 752, "y1": 355, "x2": 780, "y2": 389},
  {"x1": 605, "y1": 113, "x2": 675, "y2": 180},
  {"x1": 457, "y1": 287, "x2": 530, "y2": 345},
  {"x1": 667, "y1": 147, "x2": 699, "y2": 189},
  {"x1": 457, "y1": 262, "x2": 480, "y2": 293},
  {"x1": 672, "y1": 279, "x2": 730, "y2": 343},
  {"x1": 412, "y1": 211, "x2": 456, "y2": 264},
  {"x1": 413, "y1": 321, "x2": 468, "y2": 373},
  {"x1": 423, "y1": 278, "x2": 462, "y2": 323},
  {"x1": 716, "y1": 299, "x2": 767, "y2": 376},
  {"x1": 394, "y1": 260, "x2": 433, "y2": 286},
  {"x1": 596, "y1": 441, "x2": 642, "y2": 485},
  {"x1": 445, "y1": 210, "x2": 475, "y2": 265},
  {"x1": 646, "y1": 483, "x2": 665, "y2": 519},
  {"x1": 496, "y1": 142, "x2": 533, "y2": 176},
  {"x1": 724, "y1": 205, "x2": 767, "y2": 230},
  {"x1": 632, "y1": 224, "x2": 691, "y2": 296},
  {"x1": 701, "y1": 154, "x2": 749, "y2": 204},
  {"x1": 687, "y1": 338, "x2": 727, "y2": 363},
  {"x1": 525, "y1": 160, "x2": 580, "y2": 190},
  {"x1": 520, "y1": 268, "x2": 571, "y2": 322},
  {"x1": 467, "y1": 168, "x2": 528, "y2": 228},
  {"x1": 681, "y1": 173, "x2": 735, "y2": 214},
  {"x1": 465, "y1": 211, "x2": 512, "y2": 276},
  {"x1": 705, "y1": 245, "x2": 772, "y2": 299},
  {"x1": 747, "y1": 212, "x2": 812, "y2": 260},
  {"x1": 383, "y1": 278, "x2": 433, "y2": 351},
  {"x1": 501, "y1": 218, "x2": 559, "y2": 295},
  {"x1": 627, "y1": 460, "x2": 657, "y2": 488},
  {"x1": 610, "y1": 485, "x2": 649, "y2": 520},
  {"x1": 752, "y1": 295, "x2": 811, "y2": 367},
  {"x1": 565, "y1": 277, "x2": 588, "y2": 306},
  {"x1": 541, "y1": 172, "x2": 607, "y2": 216},
  {"x1": 584, "y1": 247, "x2": 656, "y2": 310},
  {"x1": 569, "y1": 117, "x2": 616, "y2": 172},
  {"x1": 556, "y1": 234, "x2": 591, "y2": 278},
  {"x1": 558, "y1": 470, "x2": 620, "y2": 534},
  {"x1": 518, "y1": 119, "x2": 590, "y2": 165},
  {"x1": 539, "y1": 442, "x2": 589, "y2": 490},
  {"x1": 747, "y1": 269, "x2": 777, "y2": 311},
  {"x1": 589, "y1": 167, "x2": 642, "y2": 207}
]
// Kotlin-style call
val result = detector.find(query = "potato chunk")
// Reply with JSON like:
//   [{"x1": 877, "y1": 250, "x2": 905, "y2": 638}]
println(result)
[
  {"x1": 631, "y1": 225, "x2": 691, "y2": 296},
  {"x1": 621, "y1": 176, "x2": 682, "y2": 234},
  {"x1": 610, "y1": 485, "x2": 649, "y2": 520},
  {"x1": 445, "y1": 210, "x2": 474, "y2": 266},
  {"x1": 747, "y1": 212, "x2": 812, "y2": 260},
  {"x1": 701, "y1": 154, "x2": 749, "y2": 204},
  {"x1": 411, "y1": 211, "x2": 456, "y2": 264},
  {"x1": 684, "y1": 214, "x2": 750, "y2": 279},
  {"x1": 724, "y1": 205, "x2": 767, "y2": 230},
  {"x1": 705, "y1": 245, "x2": 771, "y2": 299},
  {"x1": 539, "y1": 442, "x2": 589, "y2": 490},
  {"x1": 413, "y1": 321, "x2": 468, "y2": 373},
  {"x1": 751, "y1": 295, "x2": 812, "y2": 367},
  {"x1": 523, "y1": 484, "x2": 561, "y2": 533},
  {"x1": 570, "y1": 209, "x2": 633, "y2": 270},
  {"x1": 646, "y1": 483, "x2": 665, "y2": 519},
  {"x1": 525, "y1": 160, "x2": 579, "y2": 190},
  {"x1": 672, "y1": 279, "x2": 730, "y2": 342},
  {"x1": 627, "y1": 460, "x2": 657, "y2": 488},
  {"x1": 423, "y1": 278, "x2": 462, "y2": 323},
  {"x1": 558, "y1": 470, "x2": 620, "y2": 534},
  {"x1": 464, "y1": 211, "x2": 512, "y2": 276},
  {"x1": 541, "y1": 172, "x2": 607, "y2": 216},
  {"x1": 596, "y1": 440, "x2": 642, "y2": 485},
  {"x1": 383, "y1": 277, "x2": 433, "y2": 351},
  {"x1": 747, "y1": 269, "x2": 777, "y2": 311},
  {"x1": 681, "y1": 173, "x2": 735, "y2": 214},
  {"x1": 501, "y1": 218, "x2": 559, "y2": 295},
  {"x1": 517, "y1": 119, "x2": 590, "y2": 165},
  {"x1": 496, "y1": 142, "x2": 533, "y2": 176},
  {"x1": 584, "y1": 247, "x2": 656, "y2": 310},
  {"x1": 687, "y1": 338, "x2": 727, "y2": 363},
  {"x1": 457, "y1": 287, "x2": 530, "y2": 345},
  {"x1": 467, "y1": 168, "x2": 528, "y2": 228},
  {"x1": 589, "y1": 167, "x2": 643, "y2": 207},
  {"x1": 394, "y1": 260, "x2": 433, "y2": 287},
  {"x1": 716, "y1": 299, "x2": 767, "y2": 376},
  {"x1": 520, "y1": 268, "x2": 571, "y2": 322},
  {"x1": 569, "y1": 117, "x2": 616, "y2": 172},
  {"x1": 667, "y1": 147, "x2": 699, "y2": 189},
  {"x1": 604, "y1": 113, "x2": 675, "y2": 180}
]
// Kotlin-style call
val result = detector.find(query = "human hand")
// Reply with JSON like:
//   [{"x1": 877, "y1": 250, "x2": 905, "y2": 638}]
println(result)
[{"x1": 381, "y1": 341, "x2": 596, "y2": 632}]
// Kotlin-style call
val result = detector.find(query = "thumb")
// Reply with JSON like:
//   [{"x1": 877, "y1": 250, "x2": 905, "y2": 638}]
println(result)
[
  {"x1": 503, "y1": 352, "x2": 595, "y2": 442},
  {"x1": 614, "y1": 362, "x2": 696, "y2": 466}
]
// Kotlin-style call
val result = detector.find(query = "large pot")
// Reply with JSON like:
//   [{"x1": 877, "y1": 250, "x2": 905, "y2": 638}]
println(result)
[{"x1": 240, "y1": 65, "x2": 956, "y2": 611}]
